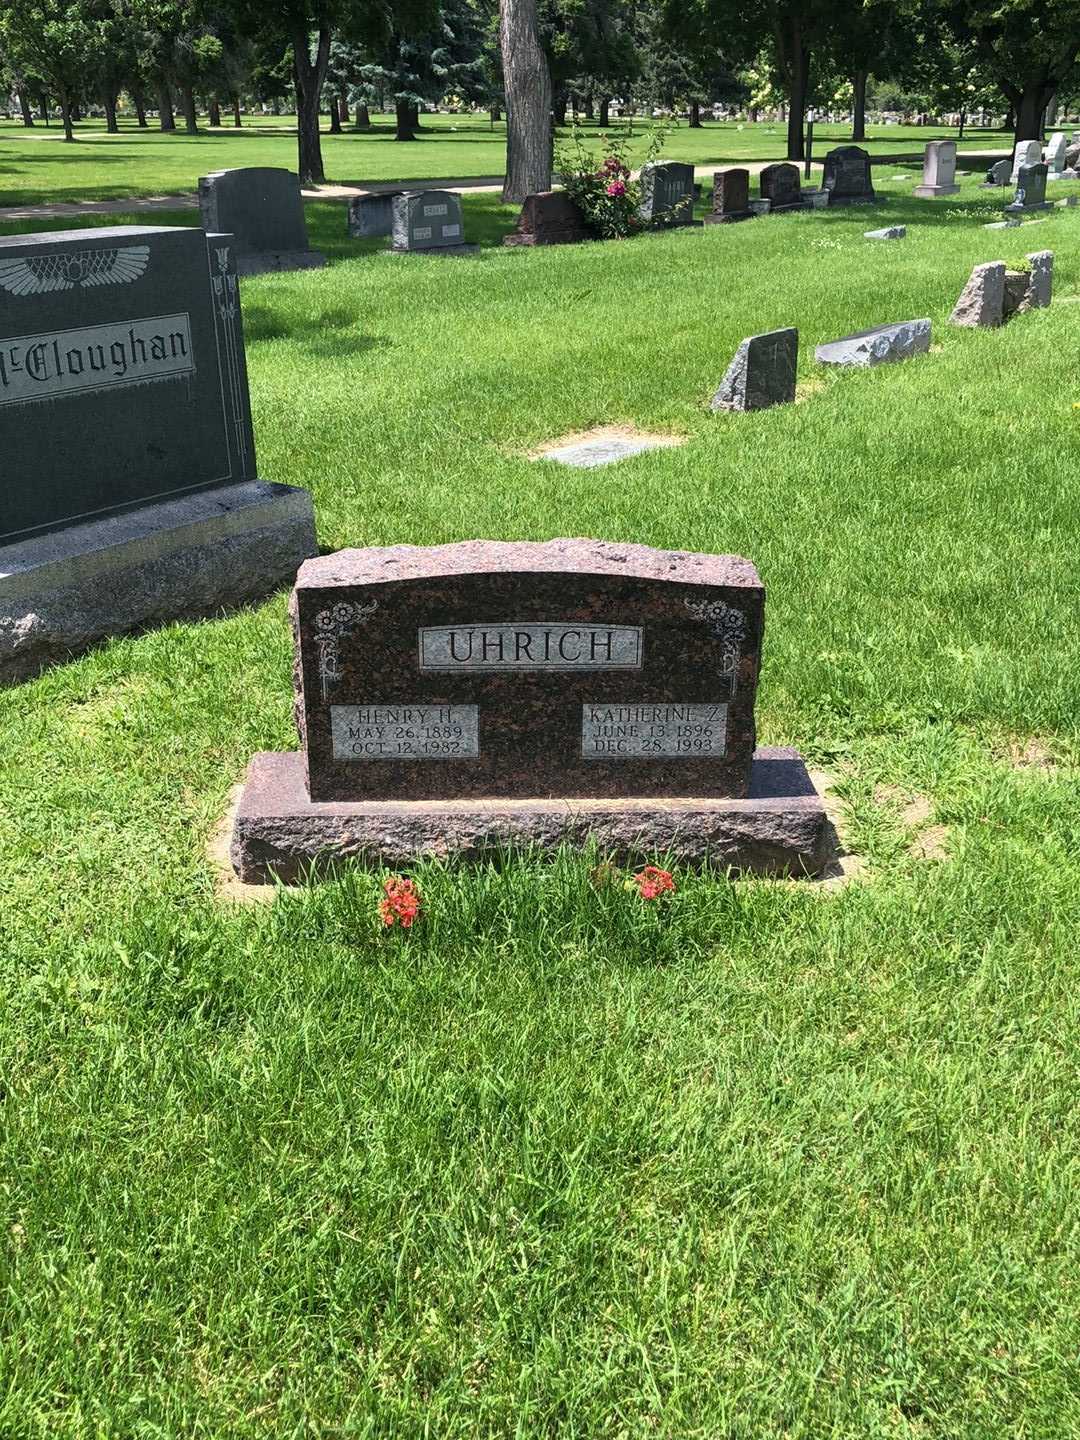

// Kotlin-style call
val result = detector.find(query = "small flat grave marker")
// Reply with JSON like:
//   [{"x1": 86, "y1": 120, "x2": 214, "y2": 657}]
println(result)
[
  {"x1": 816, "y1": 318, "x2": 930, "y2": 366},
  {"x1": 533, "y1": 426, "x2": 683, "y2": 469}
]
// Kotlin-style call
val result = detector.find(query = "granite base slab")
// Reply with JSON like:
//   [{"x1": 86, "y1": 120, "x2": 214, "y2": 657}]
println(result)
[
  {"x1": 912, "y1": 184, "x2": 960, "y2": 197},
  {"x1": 385, "y1": 244, "x2": 481, "y2": 258},
  {"x1": 236, "y1": 250, "x2": 326, "y2": 275},
  {"x1": 229, "y1": 746, "x2": 831, "y2": 883},
  {"x1": 1, "y1": 480, "x2": 316, "y2": 685}
]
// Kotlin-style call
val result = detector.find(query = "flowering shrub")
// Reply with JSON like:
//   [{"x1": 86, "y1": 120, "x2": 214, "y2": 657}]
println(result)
[
  {"x1": 378, "y1": 876, "x2": 422, "y2": 929},
  {"x1": 631, "y1": 866, "x2": 676, "y2": 901},
  {"x1": 554, "y1": 124, "x2": 670, "y2": 239}
]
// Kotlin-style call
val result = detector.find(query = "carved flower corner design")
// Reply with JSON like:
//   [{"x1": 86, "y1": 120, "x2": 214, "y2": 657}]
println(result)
[
  {"x1": 684, "y1": 597, "x2": 746, "y2": 696},
  {"x1": 314, "y1": 599, "x2": 378, "y2": 701}
]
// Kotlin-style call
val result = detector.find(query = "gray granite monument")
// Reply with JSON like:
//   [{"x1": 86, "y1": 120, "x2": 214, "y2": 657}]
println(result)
[
  {"x1": 913, "y1": 140, "x2": 959, "y2": 197},
  {"x1": 1045, "y1": 132, "x2": 1067, "y2": 175},
  {"x1": 390, "y1": 191, "x2": 478, "y2": 254},
  {"x1": 758, "y1": 163, "x2": 804, "y2": 213},
  {"x1": 1010, "y1": 140, "x2": 1041, "y2": 181},
  {"x1": 949, "y1": 262, "x2": 1006, "y2": 327},
  {"x1": 229, "y1": 539, "x2": 830, "y2": 881},
  {"x1": 347, "y1": 191, "x2": 404, "y2": 238},
  {"x1": 815, "y1": 318, "x2": 931, "y2": 366},
  {"x1": 198, "y1": 167, "x2": 325, "y2": 275},
  {"x1": 704, "y1": 169, "x2": 753, "y2": 224},
  {"x1": 1005, "y1": 162, "x2": 1051, "y2": 214},
  {"x1": 982, "y1": 158, "x2": 1011, "y2": 188},
  {"x1": 712, "y1": 328, "x2": 798, "y2": 411},
  {"x1": 0, "y1": 225, "x2": 316, "y2": 683},
  {"x1": 638, "y1": 162, "x2": 697, "y2": 227},
  {"x1": 822, "y1": 146, "x2": 876, "y2": 205}
]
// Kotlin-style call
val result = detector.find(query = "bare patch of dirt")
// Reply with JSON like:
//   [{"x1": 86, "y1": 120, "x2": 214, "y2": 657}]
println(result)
[
  {"x1": 208, "y1": 785, "x2": 286, "y2": 905},
  {"x1": 909, "y1": 825, "x2": 950, "y2": 862}
]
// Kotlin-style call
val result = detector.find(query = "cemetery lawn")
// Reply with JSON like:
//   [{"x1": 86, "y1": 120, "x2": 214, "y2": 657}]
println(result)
[
  {"x1": 4, "y1": 176, "x2": 1080, "y2": 1436},
  {"x1": 0, "y1": 113, "x2": 1014, "y2": 206}
]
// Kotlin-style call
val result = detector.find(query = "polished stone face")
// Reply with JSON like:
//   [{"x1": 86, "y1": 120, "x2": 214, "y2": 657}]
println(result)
[
  {"x1": 712, "y1": 169, "x2": 751, "y2": 216},
  {"x1": 391, "y1": 191, "x2": 466, "y2": 249},
  {"x1": 0, "y1": 226, "x2": 256, "y2": 545},
  {"x1": 292, "y1": 539, "x2": 765, "y2": 803},
  {"x1": 198, "y1": 167, "x2": 311, "y2": 255},
  {"x1": 505, "y1": 191, "x2": 590, "y2": 246},
  {"x1": 759, "y1": 163, "x2": 802, "y2": 208},
  {"x1": 822, "y1": 146, "x2": 876, "y2": 203},
  {"x1": 639, "y1": 163, "x2": 696, "y2": 225}
]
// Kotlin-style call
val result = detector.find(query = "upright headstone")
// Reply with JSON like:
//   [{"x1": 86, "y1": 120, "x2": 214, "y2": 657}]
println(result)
[
  {"x1": 949, "y1": 261, "x2": 1005, "y2": 327},
  {"x1": 1005, "y1": 162, "x2": 1051, "y2": 214},
  {"x1": 1011, "y1": 139, "x2": 1041, "y2": 181},
  {"x1": 347, "y1": 191, "x2": 404, "y2": 239},
  {"x1": 711, "y1": 328, "x2": 798, "y2": 411},
  {"x1": 230, "y1": 540, "x2": 830, "y2": 880},
  {"x1": 704, "y1": 169, "x2": 753, "y2": 224},
  {"x1": 638, "y1": 162, "x2": 697, "y2": 227},
  {"x1": 503, "y1": 191, "x2": 590, "y2": 246},
  {"x1": 1026, "y1": 250, "x2": 1053, "y2": 308},
  {"x1": 913, "y1": 140, "x2": 960, "y2": 197},
  {"x1": 390, "y1": 191, "x2": 478, "y2": 254},
  {"x1": 0, "y1": 225, "x2": 316, "y2": 684},
  {"x1": 982, "y1": 158, "x2": 1011, "y2": 188},
  {"x1": 198, "y1": 168, "x2": 325, "y2": 275},
  {"x1": 1044, "y1": 132, "x2": 1067, "y2": 175},
  {"x1": 758, "y1": 163, "x2": 804, "y2": 213},
  {"x1": 822, "y1": 146, "x2": 876, "y2": 205}
]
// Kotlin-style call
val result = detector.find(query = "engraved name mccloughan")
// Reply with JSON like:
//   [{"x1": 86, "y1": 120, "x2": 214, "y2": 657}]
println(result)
[
  {"x1": 419, "y1": 623, "x2": 642, "y2": 670},
  {"x1": 0, "y1": 314, "x2": 194, "y2": 406}
]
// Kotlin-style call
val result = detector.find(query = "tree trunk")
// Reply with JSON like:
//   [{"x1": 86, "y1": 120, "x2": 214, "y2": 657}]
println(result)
[
  {"x1": 395, "y1": 97, "x2": 415, "y2": 140},
  {"x1": 71, "y1": 102, "x2": 81, "y2": 121},
  {"x1": 355, "y1": 102, "x2": 371, "y2": 129},
  {"x1": 60, "y1": 92, "x2": 74, "y2": 142},
  {"x1": 180, "y1": 84, "x2": 197, "y2": 133},
  {"x1": 233, "y1": 96, "x2": 243, "y2": 126},
  {"x1": 329, "y1": 99, "x2": 342, "y2": 134},
  {"x1": 1045, "y1": 91, "x2": 1058, "y2": 125},
  {"x1": 599, "y1": 95, "x2": 609, "y2": 127},
  {"x1": 293, "y1": 22, "x2": 331, "y2": 185},
  {"x1": 1006, "y1": 74, "x2": 1057, "y2": 142},
  {"x1": 584, "y1": 91, "x2": 594, "y2": 120},
  {"x1": 689, "y1": 100, "x2": 702, "y2": 127},
  {"x1": 158, "y1": 80, "x2": 175, "y2": 131},
  {"x1": 17, "y1": 87, "x2": 34, "y2": 127},
  {"x1": 102, "y1": 89, "x2": 119, "y2": 133},
  {"x1": 499, "y1": 0, "x2": 553, "y2": 202},
  {"x1": 208, "y1": 97, "x2": 221, "y2": 126},
  {"x1": 38, "y1": 93, "x2": 49, "y2": 124},
  {"x1": 851, "y1": 68, "x2": 867, "y2": 141},
  {"x1": 553, "y1": 87, "x2": 568, "y2": 126},
  {"x1": 132, "y1": 88, "x2": 148, "y2": 127},
  {"x1": 338, "y1": 95, "x2": 349, "y2": 123},
  {"x1": 776, "y1": 12, "x2": 810, "y2": 161}
]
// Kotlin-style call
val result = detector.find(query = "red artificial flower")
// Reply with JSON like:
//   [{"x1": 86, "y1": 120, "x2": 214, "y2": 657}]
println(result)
[
  {"x1": 634, "y1": 866, "x2": 675, "y2": 900},
  {"x1": 378, "y1": 876, "x2": 422, "y2": 928}
]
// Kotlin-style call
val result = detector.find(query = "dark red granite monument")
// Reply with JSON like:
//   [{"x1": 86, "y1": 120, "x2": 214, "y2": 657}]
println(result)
[
  {"x1": 504, "y1": 191, "x2": 590, "y2": 247},
  {"x1": 230, "y1": 539, "x2": 829, "y2": 881}
]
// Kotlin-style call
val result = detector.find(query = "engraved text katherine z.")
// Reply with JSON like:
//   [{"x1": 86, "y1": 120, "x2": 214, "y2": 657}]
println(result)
[
  {"x1": 0, "y1": 313, "x2": 194, "y2": 406},
  {"x1": 419, "y1": 623, "x2": 643, "y2": 671}
]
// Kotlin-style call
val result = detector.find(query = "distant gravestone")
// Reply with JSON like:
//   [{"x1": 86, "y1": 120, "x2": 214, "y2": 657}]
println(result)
[
  {"x1": 759, "y1": 163, "x2": 804, "y2": 213},
  {"x1": 0, "y1": 225, "x2": 316, "y2": 684},
  {"x1": 230, "y1": 539, "x2": 831, "y2": 880},
  {"x1": 198, "y1": 167, "x2": 325, "y2": 275},
  {"x1": 982, "y1": 158, "x2": 1011, "y2": 187},
  {"x1": 390, "y1": 190, "x2": 478, "y2": 254},
  {"x1": 711, "y1": 328, "x2": 798, "y2": 411},
  {"x1": 815, "y1": 318, "x2": 931, "y2": 366},
  {"x1": 864, "y1": 226, "x2": 906, "y2": 239},
  {"x1": 913, "y1": 140, "x2": 959, "y2": 197},
  {"x1": 704, "y1": 169, "x2": 753, "y2": 224},
  {"x1": 347, "y1": 191, "x2": 404, "y2": 238},
  {"x1": 638, "y1": 162, "x2": 697, "y2": 227},
  {"x1": 503, "y1": 190, "x2": 590, "y2": 246},
  {"x1": 1045, "y1": 132, "x2": 1067, "y2": 175},
  {"x1": 1027, "y1": 250, "x2": 1053, "y2": 308},
  {"x1": 1011, "y1": 139, "x2": 1041, "y2": 181},
  {"x1": 822, "y1": 146, "x2": 876, "y2": 205},
  {"x1": 1005, "y1": 162, "x2": 1051, "y2": 214},
  {"x1": 949, "y1": 261, "x2": 1005, "y2": 327}
]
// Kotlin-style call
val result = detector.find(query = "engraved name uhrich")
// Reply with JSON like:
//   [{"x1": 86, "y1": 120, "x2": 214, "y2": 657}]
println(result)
[
  {"x1": 0, "y1": 313, "x2": 194, "y2": 406},
  {"x1": 419, "y1": 623, "x2": 643, "y2": 670}
]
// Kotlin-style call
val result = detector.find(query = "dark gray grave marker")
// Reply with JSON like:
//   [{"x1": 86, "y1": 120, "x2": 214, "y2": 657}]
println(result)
[
  {"x1": 198, "y1": 167, "x2": 325, "y2": 274},
  {"x1": 822, "y1": 146, "x2": 876, "y2": 205},
  {"x1": 638, "y1": 162, "x2": 697, "y2": 227},
  {"x1": 704, "y1": 169, "x2": 753, "y2": 224},
  {"x1": 711, "y1": 328, "x2": 798, "y2": 411},
  {"x1": 347, "y1": 191, "x2": 404, "y2": 239},
  {"x1": 390, "y1": 190, "x2": 478, "y2": 254},
  {"x1": 759, "y1": 163, "x2": 804, "y2": 213},
  {"x1": 1005, "y1": 163, "x2": 1051, "y2": 215}
]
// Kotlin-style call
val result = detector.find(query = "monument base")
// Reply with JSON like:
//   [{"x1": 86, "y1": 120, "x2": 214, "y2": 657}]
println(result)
[
  {"x1": 229, "y1": 746, "x2": 831, "y2": 884},
  {"x1": 386, "y1": 244, "x2": 481, "y2": 258},
  {"x1": 912, "y1": 183, "x2": 960, "y2": 197},
  {"x1": 236, "y1": 251, "x2": 327, "y2": 275},
  {"x1": 1004, "y1": 201, "x2": 1053, "y2": 215},
  {"x1": 703, "y1": 211, "x2": 754, "y2": 225},
  {"x1": 1, "y1": 481, "x2": 317, "y2": 685}
]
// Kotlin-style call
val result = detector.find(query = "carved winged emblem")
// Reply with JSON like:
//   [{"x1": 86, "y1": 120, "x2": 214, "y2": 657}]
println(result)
[{"x1": 0, "y1": 245, "x2": 150, "y2": 296}]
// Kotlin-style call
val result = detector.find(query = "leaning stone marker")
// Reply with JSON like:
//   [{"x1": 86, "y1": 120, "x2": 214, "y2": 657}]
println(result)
[
  {"x1": 1026, "y1": 250, "x2": 1053, "y2": 308},
  {"x1": 982, "y1": 158, "x2": 1011, "y2": 187},
  {"x1": 822, "y1": 146, "x2": 876, "y2": 205},
  {"x1": 230, "y1": 539, "x2": 829, "y2": 880},
  {"x1": 638, "y1": 162, "x2": 697, "y2": 227},
  {"x1": 711, "y1": 328, "x2": 798, "y2": 411},
  {"x1": 949, "y1": 261, "x2": 1005, "y2": 327},
  {"x1": 390, "y1": 190, "x2": 478, "y2": 254},
  {"x1": 347, "y1": 191, "x2": 404, "y2": 238},
  {"x1": 1006, "y1": 162, "x2": 1051, "y2": 215},
  {"x1": 198, "y1": 167, "x2": 325, "y2": 275},
  {"x1": 705, "y1": 169, "x2": 753, "y2": 224},
  {"x1": 503, "y1": 190, "x2": 590, "y2": 246},
  {"x1": 913, "y1": 140, "x2": 959, "y2": 197},
  {"x1": 0, "y1": 225, "x2": 316, "y2": 683},
  {"x1": 759, "y1": 163, "x2": 804, "y2": 213},
  {"x1": 815, "y1": 318, "x2": 930, "y2": 367}
]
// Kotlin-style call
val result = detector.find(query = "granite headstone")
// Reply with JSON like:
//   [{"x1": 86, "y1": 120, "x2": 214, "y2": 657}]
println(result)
[
  {"x1": 711, "y1": 328, "x2": 798, "y2": 411},
  {"x1": 1045, "y1": 132, "x2": 1067, "y2": 175},
  {"x1": 1005, "y1": 162, "x2": 1051, "y2": 214},
  {"x1": 503, "y1": 190, "x2": 590, "y2": 246},
  {"x1": 982, "y1": 158, "x2": 1011, "y2": 187},
  {"x1": 758, "y1": 163, "x2": 804, "y2": 213},
  {"x1": 822, "y1": 146, "x2": 876, "y2": 205},
  {"x1": 391, "y1": 190, "x2": 478, "y2": 254},
  {"x1": 704, "y1": 169, "x2": 753, "y2": 224},
  {"x1": 1011, "y1": 139, "x2": 1041, "y2": 182},
  {"x1": 638, "y1": 162, "x2": 697, "y2": 227},
  {"x1": 913, "y1": 140, "x2": 959, "y2": 197},
  {"x1": 347, "y1": 191, "x2": 404, "y2": 239},
  {"x1": 198, "y1": 167, "x2": 325, "y2": 275}
]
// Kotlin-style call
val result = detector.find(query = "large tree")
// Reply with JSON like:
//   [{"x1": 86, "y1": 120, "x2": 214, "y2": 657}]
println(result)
[
  {"x1": 500, "y1": 0, "x2": 552, "y2": 200},
  {"x1": 0, "y1": 0, "x2": 102, "y2": 141}
]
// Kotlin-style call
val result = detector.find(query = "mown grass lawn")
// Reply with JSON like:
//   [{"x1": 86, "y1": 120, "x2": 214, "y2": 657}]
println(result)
[
  {"x1": 2, "y1": 173, "x2": 1080, "y2": 1437},
  {"x1": 0, "y1": 112, "x2": 1013, "y2": 206}
]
